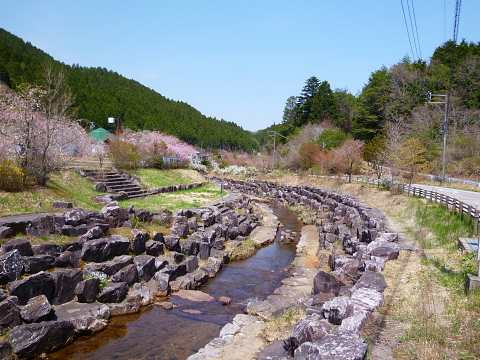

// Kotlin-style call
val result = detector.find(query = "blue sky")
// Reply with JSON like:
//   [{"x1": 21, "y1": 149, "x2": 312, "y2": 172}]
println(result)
[{"x1": 2, "y1": 1, "x2": 479, "y2": 132}]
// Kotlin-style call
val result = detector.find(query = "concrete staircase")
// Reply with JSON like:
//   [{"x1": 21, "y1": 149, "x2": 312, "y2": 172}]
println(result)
[{"x1": 83, "y1": 168, "x2": 150, "y2": 199}]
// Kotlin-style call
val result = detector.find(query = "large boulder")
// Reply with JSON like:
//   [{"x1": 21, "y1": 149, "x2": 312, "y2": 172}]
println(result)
[
  {"x1": 100, "y1": 255, "x2": 134, "y2": 276},
  {"x1": 313, "y1": 271, "x2": 346, "y2": 295},
  {"x1": 20, "y1": 294, "x2": 55, "y2": 323},
  {"x1": 164, "y1": 234, "x2": 180, "y2": 251},
  {"x1": 2, "y1": 238, "x2": 33, "y2": 256},
  {"x1": 81, "y1": 236, "x2": 130, "y2": 263},
  {"x1": 0, "y1": 250, "x2": 24, "y2": 285},
  {"x1": 22, "y1": 255, "x2": 55, "y2": 274},
  {"x1": 8, "y1": 271, "x2": 56, "y2": 305},
  {"x1": 75, "y1": 278, "x2": 101, "y2": 303},
  {"x1": 32, "y1": 243, "x2": 61, "y2": 257},
  {"x1": 125, "y1": 283, "x2": 154, "y2": 306},
  {"x1": 134, "y1": 255, "x2": 155, "y2": 282},
  {"x1": 294, "y1": 329, "x2": 368, "y2": 360},
  {"x1": 131, "y1": 230, "x2": 150, "y2": 255},
  {"x1": 51, "y1": 269, "x2": 84, "y2": 305},
  {"x1": 54, "y1": 251, "x2": 81, "y2": 268},
  {"x1": 321, "y1": 296, "x2": 354, "y2": 325},
  {"x1": 0, "y1": 296, "x2": 21, "y2": 332},
  {"x1": 9, "y1": 320, "x2": 75, "y2": 359},
  {"x1": 112, "y1": 264, "x2": 138, "y2": 286},
  {"x1": 100, "y1": 205, "x2": 129, "y2": 227},
  {"x1": 97, "y1": 282, "x2": 129, "y2": 303}
]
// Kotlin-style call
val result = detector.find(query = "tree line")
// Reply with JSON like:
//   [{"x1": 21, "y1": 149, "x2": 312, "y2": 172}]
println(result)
[
  {"x1": 0, "y1": 29, "x2": 259, "y2": 152},
  {"x1": 275, "y1": 39, "x2": 480, "y2": 179}
]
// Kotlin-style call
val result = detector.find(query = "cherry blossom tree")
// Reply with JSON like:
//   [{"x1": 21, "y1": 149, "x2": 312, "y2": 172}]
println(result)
[
  {"x1": 124, "y1": 130, "x2": 198, "y2": 164},
  {"x1": 331, "y1": 139, "x2": 365, "y2": 182},
  {"x1": 0, "y1": 68, "x2": 90, "y2": 186}
]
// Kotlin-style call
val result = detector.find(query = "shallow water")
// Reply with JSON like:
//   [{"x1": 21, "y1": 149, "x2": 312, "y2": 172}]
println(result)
[{"x1": 45, "y1": 203, "x2": 303, "y2": 360}]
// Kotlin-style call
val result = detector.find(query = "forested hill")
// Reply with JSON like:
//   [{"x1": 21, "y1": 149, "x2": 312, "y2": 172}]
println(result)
[{"x1": 0, "y1": 28, "x2": 259, "y2": 151}]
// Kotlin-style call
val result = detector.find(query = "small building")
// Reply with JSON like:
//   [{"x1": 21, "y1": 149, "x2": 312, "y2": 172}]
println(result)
[
  {"x1": 88, "y1": 128, "x2": 116, "y2": 144},
  {"x1": 163, "y1": 156, "x2": 185, "y2": 165}
]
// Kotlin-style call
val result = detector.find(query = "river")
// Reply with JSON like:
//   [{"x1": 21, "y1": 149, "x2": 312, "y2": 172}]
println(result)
[{"x1": 45, "y1": 203, "x2": 302, "y2": 360}]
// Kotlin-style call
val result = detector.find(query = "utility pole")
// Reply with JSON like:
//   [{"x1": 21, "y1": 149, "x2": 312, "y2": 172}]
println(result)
[
  {"x1": 427, "y1": 93, "x2": 449, "y2": 182},
  {"x1": 267, "y1": 131, "x2": 287, "y2": 153}
]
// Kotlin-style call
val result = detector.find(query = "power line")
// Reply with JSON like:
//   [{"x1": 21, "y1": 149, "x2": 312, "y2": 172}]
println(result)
[
  {"x1": 400, "y1": 0, "x2": 415, "y2": 61},
  {"x1": 406, "y1": 0, "x2": 419, "y2": 60},
  {"x1": 409, "y1": 0, "x2": 422, "y2": 59}
]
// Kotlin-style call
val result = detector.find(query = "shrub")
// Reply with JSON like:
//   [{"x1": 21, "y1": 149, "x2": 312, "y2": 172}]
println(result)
[
  {"x1": 109, "y1": 140, "x2": 140, "y2": 170},
  {"x1": 0, "y1": 160, "x2": 24, "y2": 192},
  {"x1": 85, "y1": 271, "x2": 108, "y2": 291}
]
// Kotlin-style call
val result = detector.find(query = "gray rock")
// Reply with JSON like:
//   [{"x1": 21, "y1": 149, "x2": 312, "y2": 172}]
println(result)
[
  {"x1": 184, "y1": 255, "x2": 199, "y2": 273},
  {"x1": 134, "y1": 255, "x2": 155, "y2": 282},
  {"x1": 154, "y1": 257, "x2": 169, "y2": 271},
  {"x1": 9, "y1": 320, "x2": 75, "y2": 359},
  {"x1": 313, "y1": 271, "x2": 346, "y2": 295},
  {"x1": 164, "y1": 234, "x2": 180, "y2": 251},
  {"x1": 181, "y1": 240, "x2": 199, "y2": 256},
  {"x1": 126, "y1": 283, "x2": 154, "y2": 306},
  {"x1": 294, "y1": 329, "x2": 368, "y2": 360},
  {"x1": 100, "y1": 255, "x2": 134, "y2": 276},
  {"x1": 257, "y1": 340, "x2": 292, "y2": 360},
  {"x1": 0, "y1": 250, "x2": 24, "y2": 284},
  {"x1": 145, "y1": 240, "x2": 164, "y2": 256},
  {"x1": 52, "y1": 268, "x2": 84, "y2": 305},
  {"x1": 321, "y1": 296, "x2": 354, "y2": 325},
  {"x1": 81, "y1": 235, "x2": 130, "y2": 263},
  {"x1": 52, "y1": 200, "x2": 73, "y2": 209},
  {"x1": 153, "y1": 271, "x2": 171, "y2": 296},
  {"x1": 97, "y1": 282, "x2": 129, "y2": 303},
  {"x1": 112, "y1": 263, "x2": 138, "y2": 286},
  {"x1": 0, "y1": 341, "x2": 12, "y2": 360},
  {"x1": 2, "y1": 238, "x2": 33, "y2": 256},
  {"x1": 351, "y1": 270, "x2": 387, "y2": 294},
  {"x1": 54, "y1": 251, "x2": 81, "y2": 268},
  {"x1": 20, "y1": 294, "x2": 55, "y2": 323},
  {"x1": 131, "y1": 230, "x2": 150, "y2": 255},
  {"x1": 8, "y1": 271, "x2": 56, "y2": 305},
  {"x1": 339, "y1": 310, "x2": 374, "y2": 333},
  {"x1": 0, "y1": 296, "x2": 20, "y2": 332},
  {"x1": 199, "y1": 242, "x2": 211, "y2": 260},
  {"x1": 32, "y1": 243, "x2": 61, "y2": 256},
  {"x1": 75, "y1": 278, "x2": 101, "y2": 303},
  {"x1": 22, "y1": 255, "x2": 55, "y2": 274},
  {"x1": 350, "y1": 287, "x2": 384, "y2": 312},
  {"x1": 0, "y1": 226, "x2": 13, "y2": 239}
]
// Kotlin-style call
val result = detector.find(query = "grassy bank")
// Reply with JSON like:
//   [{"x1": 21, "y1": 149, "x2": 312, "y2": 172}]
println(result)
[
  {"x1": 257, "y1": 174, "x2": 480, "y2": 360},
  {"x1": 0, "y1": 168, "x2": 220, "y2": 216}
]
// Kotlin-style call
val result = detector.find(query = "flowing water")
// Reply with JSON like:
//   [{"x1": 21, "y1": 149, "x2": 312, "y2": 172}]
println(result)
[{"x1": 45, "y1": 203, "x2": 302, "y2": 360}]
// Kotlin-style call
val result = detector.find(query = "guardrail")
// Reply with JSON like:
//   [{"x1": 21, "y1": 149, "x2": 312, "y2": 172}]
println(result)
[{"x1": 335, "y1": 174, "x2": 480, "y2": 235}]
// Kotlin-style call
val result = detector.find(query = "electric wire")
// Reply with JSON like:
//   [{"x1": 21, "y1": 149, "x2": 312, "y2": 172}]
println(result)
[
  {"x1": 406, "y1": 0, "x2": 420, "y2": 60},
  {"x1": 410, "y1": 0, "x2": 422, "y2": 59},
  {"x1": 400, "y1": 0, "x2": 415, "y2": 61}
]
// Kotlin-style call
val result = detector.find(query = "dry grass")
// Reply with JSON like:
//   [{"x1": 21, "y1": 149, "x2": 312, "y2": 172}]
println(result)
[
  {"x1": 263, "y1": 307, "x2": 307, "y2": 342},
  {"x1": 257, "y1": 173, "x2": 480, "y2": 359}
]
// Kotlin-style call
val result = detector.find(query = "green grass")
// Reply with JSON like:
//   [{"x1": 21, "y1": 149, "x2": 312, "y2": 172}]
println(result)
[
  {"x1": 119, "y1": 183, "x2": 224, "y2": 211},
  {"x1": 130, "y1": 168, "x2": 203, "y2": 188}
]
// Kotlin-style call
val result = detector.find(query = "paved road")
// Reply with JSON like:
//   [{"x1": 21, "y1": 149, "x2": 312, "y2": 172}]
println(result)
[{"x1": 410, "y1": 184, "x2": 480, "y2": 208}]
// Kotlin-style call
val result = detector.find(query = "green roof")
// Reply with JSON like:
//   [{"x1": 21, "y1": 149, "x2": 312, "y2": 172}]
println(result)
[{"x1": 89, "y1": 128, "x2": 115, "y2": 142}]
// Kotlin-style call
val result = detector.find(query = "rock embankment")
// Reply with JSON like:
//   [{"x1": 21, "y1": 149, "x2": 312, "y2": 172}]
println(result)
[
  {"x1": 192, "y1": 178, "x2": 418, "y2": 360},
  {"x1": 0, "y1": 192, "x2": 273, "y2": 359}
]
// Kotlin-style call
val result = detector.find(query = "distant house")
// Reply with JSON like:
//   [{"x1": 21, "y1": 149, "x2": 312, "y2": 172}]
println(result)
[
  {"x1": 190, "y1": 151, "x2": 208, "y2": 164},
  {"x1": 163, "y1": 156, "x2": 185, "y2": 164}
]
